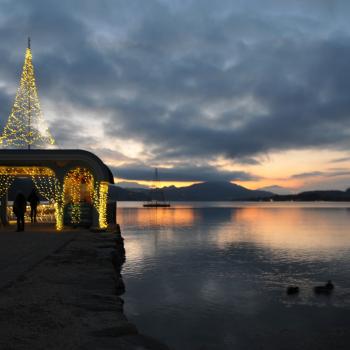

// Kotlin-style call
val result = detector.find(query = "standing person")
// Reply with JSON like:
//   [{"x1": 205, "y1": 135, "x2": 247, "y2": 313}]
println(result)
[
  {"x1": 28, "y1": 189, "x2": 40, "y2": 223},
  {"x1": 13, "y1": 192, "x2": 27, "y2": 231}
]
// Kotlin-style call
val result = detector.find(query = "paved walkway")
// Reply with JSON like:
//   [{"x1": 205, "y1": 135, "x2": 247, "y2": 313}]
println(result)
[
  {"x1": 0, "y1": 224, "x2": 76, "y2": 290},
  {"x1": 0, "y1": 228, "x2": 169, "y2": 349}
]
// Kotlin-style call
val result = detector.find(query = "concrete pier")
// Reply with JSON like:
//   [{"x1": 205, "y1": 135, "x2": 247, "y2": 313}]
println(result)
[{"x1": 0, "y1": 224, "x2": 169, "y2": 350}]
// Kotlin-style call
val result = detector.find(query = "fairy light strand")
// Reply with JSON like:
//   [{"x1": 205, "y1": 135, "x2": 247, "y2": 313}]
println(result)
[
  {"x1": 0, "y1": 175, "x2": 14, "y2": 197},
  {"x1": 0, "y1": 166, "x2": 108, "y2": 230}
]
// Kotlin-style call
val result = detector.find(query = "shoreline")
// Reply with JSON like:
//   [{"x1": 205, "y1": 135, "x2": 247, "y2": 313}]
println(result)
[{"x1": 0, "y1": 226, "x2": 169, "y2": 350}]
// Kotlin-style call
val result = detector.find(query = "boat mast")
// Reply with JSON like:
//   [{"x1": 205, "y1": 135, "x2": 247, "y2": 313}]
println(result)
[
  {"x1": 154, "y1": 168, "x2": 159, "y2": 203},
  {"x1": 143, "y1": 167, "x2": 170, "y2": 207},
  {"x1": 155, "y1": 168, "x2": 159, "y2": 185}
]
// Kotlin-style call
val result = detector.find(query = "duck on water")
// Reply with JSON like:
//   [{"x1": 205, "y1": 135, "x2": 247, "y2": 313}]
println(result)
[
  {"x1": 314, "y1": 280, "x2": 334, "y2": 294},
  {"x1": 286, "y1": 286, "x2": 300, "y2": 295},
  {"x1": 286, "y1": 280, "x2": 334, "y2": 295}
]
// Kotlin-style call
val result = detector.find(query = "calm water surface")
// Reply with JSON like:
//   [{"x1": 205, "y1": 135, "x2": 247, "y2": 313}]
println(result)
[{"x1": 118, "y1": 202, "x2": 350, "y2": 350}]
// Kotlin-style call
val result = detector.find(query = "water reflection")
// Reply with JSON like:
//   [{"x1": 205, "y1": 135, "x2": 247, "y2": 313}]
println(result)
[
  {"x1": 118, "y1": 207, "x2": 196, "y2": 227},
  {"x1": 119, "y1": 203, "x2": 350, "y2": 350},
  {"x1": 229, "y1": 208, "x2": 350, "y2": 253},
  {"x1": 120, "y1": 206, "x2": 350, "y2": 254}
]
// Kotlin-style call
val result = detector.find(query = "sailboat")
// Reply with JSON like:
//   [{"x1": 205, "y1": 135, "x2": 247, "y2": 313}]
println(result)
[{"x1": 143, "y1": 168, "x2": 171, "y2": 207}]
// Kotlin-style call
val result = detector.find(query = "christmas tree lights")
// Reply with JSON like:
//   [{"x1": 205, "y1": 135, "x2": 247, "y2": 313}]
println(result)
[{"x1": 0, "y1": 38, "x2": 55, "y2": 149}]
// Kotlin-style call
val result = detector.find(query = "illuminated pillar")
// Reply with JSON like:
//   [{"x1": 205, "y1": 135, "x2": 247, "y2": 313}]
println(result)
[
  {"x1": 54, "y1": 171, "x2": 65, "y2": 231},
  {"x1": 98, "y1": 182, "x2": 108, "y2": 229},
  {"x1": 54, "y1": 201, "x2": 63, "y2": 231}
]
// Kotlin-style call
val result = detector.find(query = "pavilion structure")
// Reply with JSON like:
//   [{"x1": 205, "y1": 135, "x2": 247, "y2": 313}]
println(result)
[{"x1": 0, "y1": 39, "x2": 115, "y2": 230}]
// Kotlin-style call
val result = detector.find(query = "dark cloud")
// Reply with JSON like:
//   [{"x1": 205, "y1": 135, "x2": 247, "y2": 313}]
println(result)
[
  {"x1": 291, "y1": 171, "x2": 325, "y2": 179},
  {"x1": 291, "y1": 169, "x2": 350, "y2": 179},
  {"x1": 330, "y1": 156, "x2": 350, "y2": 163},
  {"x1": 103, "y1": 35, "x2": 350, "y2": 162},
  {"x1": 1, "y1": 1, "x2": 350, "y2": 183},
  {"x1": 111, "y1": 163, "x2": 258, "y2": 182}
]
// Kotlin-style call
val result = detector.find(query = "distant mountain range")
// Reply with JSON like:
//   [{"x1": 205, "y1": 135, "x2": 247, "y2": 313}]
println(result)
[
  {"x1": 110, "y1": 181, "x2": 272, "y2": 201},
  {"x1": 110, "y1": 181, "x2": 350, "y2": 202},
  {"x1": 267, "y1": 189, "x2": 350, "y2": 202},
  {"x1": 257, "y1": 185, "x2": 293, "y2": 195},
  {"x1": 8, "y1": 179, "x2": 350, "y2": 202}
]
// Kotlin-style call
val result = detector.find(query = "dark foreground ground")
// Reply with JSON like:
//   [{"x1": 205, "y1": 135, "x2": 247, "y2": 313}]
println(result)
[{"x1": 0, "y1": 224, "x2": 169, "y2": 350}]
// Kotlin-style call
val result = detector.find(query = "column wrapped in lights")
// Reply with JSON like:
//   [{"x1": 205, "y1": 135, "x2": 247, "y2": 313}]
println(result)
[
  {"x1": 98, "y1": 182, "x2": 108, "y2": 229},
  {"x1": 93, "y1": 181, "x2": 108, "y2": 229},
  {"x1": 31, "y1": 171, "x2": 64, "y2": 230},
  {"x1": 29, "y1": 167, "x2": 63, "y2": 230},
  {"x1": 64, "y1": 168, "x2": 96, "y2": 226},
  {"x1": 65, "y1": 168, "x2": 108, "y2": 229},
  {"x1": 54, "y1": 180, "x2": 64, "y2": 231}
]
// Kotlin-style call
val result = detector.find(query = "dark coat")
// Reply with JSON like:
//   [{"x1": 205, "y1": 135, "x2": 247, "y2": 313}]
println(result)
[
  {"x1": 13, "y1": 193, "x2": 27, "y2": 216},
  {"x1": 28, "y1": 191, "x2": 40, "y2": 207}
]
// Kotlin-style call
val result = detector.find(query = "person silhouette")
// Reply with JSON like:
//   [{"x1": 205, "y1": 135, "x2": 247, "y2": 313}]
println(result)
[
  {"x1": 13, "y1": 192, "x2": 27, "y2": 231},
  {"x1": 28, "y1": 189, "x2": 40, "y2": 223}
]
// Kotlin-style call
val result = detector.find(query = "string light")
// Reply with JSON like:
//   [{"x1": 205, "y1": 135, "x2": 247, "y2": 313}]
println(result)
[
  {"x1": 64, "y1": 168, "x2": 94, "y2": 226},
  {"x1": 98, "y1": 182, "x2": 108, "y2": 229},
  {"x1": 0, "y1": 175, "x2": 14, "y2": 197},
  {"x1": 64, "y1": 168, "x2": 108, "y2": 229},
  {"x1": 92, "y1": 180, "x2": 108, "y2": 229},
  {"x1": 54, "y1": 180, "x2": 64, "y2": 231},
  {"x1": 0, "y1": 166, "x2": 63, "y2": 229},
  {"x1": 31, "y1": 174, "x2": 58, "y2": 201},
  {"x1": 30, "y1": 171, "x2": 64, "y2": 230},
  {"x1": 0, "y1": 166, "x2": 55, "y2": 176},
  {"x1": 0, "y1": 43, "x2": 55, "y2": 148},
  {"x1": 0, "y1": 167, "x2": 56, "y2": 200},
  {"x1": 0, "y1": 167, "x2": 109, "y2": 230}
]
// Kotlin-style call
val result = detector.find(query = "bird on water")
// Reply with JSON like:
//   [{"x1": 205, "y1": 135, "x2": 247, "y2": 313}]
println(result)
[{"x1": 314, "y1": 280, "x2": 334, "y2": 294}]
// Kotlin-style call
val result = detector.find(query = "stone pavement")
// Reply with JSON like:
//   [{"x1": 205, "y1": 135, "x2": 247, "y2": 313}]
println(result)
[
  {"x1": 0, "y1": 224, "x2": 75, "y2": 290},
  {"x1": 0, "y1": 225, "x2": 169, "y2": 350}
]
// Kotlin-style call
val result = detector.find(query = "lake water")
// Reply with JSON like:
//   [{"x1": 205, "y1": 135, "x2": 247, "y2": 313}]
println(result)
[{"x1": 118, "y1": 202, "x2": 350, "y2": 350}]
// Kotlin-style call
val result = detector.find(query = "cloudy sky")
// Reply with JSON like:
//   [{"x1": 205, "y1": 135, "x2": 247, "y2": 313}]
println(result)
[{"x1": 1, "y1": 0, "x2": 350, "y2": 191}]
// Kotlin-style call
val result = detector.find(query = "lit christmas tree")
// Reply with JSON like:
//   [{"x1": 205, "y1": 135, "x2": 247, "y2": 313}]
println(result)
[{"x1": 0, "y1": 38, "x2": 55, "y2": 149}]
